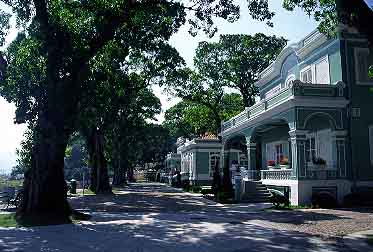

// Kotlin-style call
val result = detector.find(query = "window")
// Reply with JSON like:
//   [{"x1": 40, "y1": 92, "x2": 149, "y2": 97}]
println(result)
[
  {"x1": 315, "y1": 57, "x2": 330, "y2": 84},
  {"x1": 266, "y1": 141, "x2": 289, "y2": 167},
  {"x1": 209, "y1": 152, "x2": 220, "y2": 177},
  {"x1": 181, "y1": 153, "x2": 193, "y2": 174},
  {"x1": 301, "y1": 67, "x2": 313, "y2": 83},
  {"x1": 275, "y1": 144, "x2": 283, "y2": 164},
  {"x1": 305, "y1": 134, "x2": 316, "y2": 162},
  {"x1": 305, "y1": 129, "x2": 333, "y2": 168},
  {"x1": 369, "y1": 126, "x2": 373, "y2": 166},
  {"x1": 300, "y1": 55, "x2": 330, "y2": 84}
]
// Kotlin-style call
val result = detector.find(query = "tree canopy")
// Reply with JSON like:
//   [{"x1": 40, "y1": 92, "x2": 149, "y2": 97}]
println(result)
[{"x1": 194, "y1": 34, "x2": 287, "y2": 107}]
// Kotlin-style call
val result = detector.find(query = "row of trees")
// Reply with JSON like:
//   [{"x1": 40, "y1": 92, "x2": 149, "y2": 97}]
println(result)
[{"x1": 0, "y1": 0, "x2": 371, "y2": 223}]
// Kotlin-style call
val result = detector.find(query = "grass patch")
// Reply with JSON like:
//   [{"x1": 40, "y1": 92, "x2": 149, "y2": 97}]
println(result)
[
  {"x1": 264, "y1": 204, "x2": 313, "y2": 211},
  {"x1": 0, "y1": 179, "x2": 23, "y2": 189},
  {"x1": 0, "y1": 214, "x2": 17, "y2": 228}
]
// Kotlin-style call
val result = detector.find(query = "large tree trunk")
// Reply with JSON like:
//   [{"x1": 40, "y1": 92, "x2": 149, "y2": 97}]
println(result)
[
  {"x1": 17, "y1": 114, "x2": 71, "y2": 224},
  {"x1": 112, "y1": 140, "x2": 127, "y2": 186},
  {"x1": 87, "y1": 128, "x2": 112, "y2": 194},
  {"x1": 127, "y1": 166, "x2": 135, "y2": 182}
]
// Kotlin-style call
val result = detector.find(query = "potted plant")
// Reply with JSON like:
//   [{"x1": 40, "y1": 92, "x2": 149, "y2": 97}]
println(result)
[
  {"x1": 312, "y1": 157, "x2": 327, "y2": 179},
  {"x1": 279, "y1": 157, "x2": 290, "y2": 169},
  {"x1": 267, "y1": 160, "x2": 276, "y2": 169},
  {"x1": 312, "y1": 157, "x2": 327, "y2": 169}
]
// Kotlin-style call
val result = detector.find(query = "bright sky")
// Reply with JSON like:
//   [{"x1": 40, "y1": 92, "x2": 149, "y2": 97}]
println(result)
[{"x1": 0, "y1": 0, "x2": 322, "y2": 173}]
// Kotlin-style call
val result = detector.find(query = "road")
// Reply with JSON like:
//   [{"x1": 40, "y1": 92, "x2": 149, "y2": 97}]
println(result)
[{"x1": 0, "y1": 183, "x2": 354, "y2": 252}]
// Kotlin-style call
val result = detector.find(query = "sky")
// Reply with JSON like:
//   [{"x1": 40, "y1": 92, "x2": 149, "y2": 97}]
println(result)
[{"x1": 0, "y1": 0, "x2": 322, "y2": 173}]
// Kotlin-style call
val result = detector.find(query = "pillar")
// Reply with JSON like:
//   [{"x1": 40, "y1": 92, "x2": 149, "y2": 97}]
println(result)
[
  {"x1": 288, "y1": 130, "x2": 307, "y2": 178},
  {"x1": 332, "y1": 131, "x2": 348, "y2": 178},
  {"x1": 245, "y1": 136, "x2": 257, "y2": 180}
]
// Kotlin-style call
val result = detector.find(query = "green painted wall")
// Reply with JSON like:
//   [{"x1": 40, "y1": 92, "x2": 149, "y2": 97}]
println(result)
[
  {"x1": 196, "y1": 152, "x2": 209, "y2": 174},
  {"x1": 343, "y1": 39, "x2": 373, "y2": 180}
]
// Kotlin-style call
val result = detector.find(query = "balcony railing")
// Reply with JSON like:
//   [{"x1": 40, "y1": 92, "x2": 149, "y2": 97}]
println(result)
[
  {"x1": 221, "y1": 80, "x2": 346, "y2": 133},
  {"x1": 261, "y1": 169, "x2": 293, "y2": 180}
]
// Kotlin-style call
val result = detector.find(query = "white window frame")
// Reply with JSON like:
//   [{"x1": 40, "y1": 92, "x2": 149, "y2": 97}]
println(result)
[
  {"x1": 314, "y1": 55, "x2": 330, "y2": 84},
  {"x1": 369, "y1": 125, "x2": 373, "y2": 166},
  {"x1": 300, "y1": 55, "x2": 330, "y2": 84},
  {"x1": 300, "y1": 65, "x2": 313, "y2": 83},
  {"x1": 305, "y1": 133, "x2": 317, "y2": 165},
  {"x1": 354, "y1": 47, "x2": 372, "y2": 85},
  {"x1": 209, "y1": 152, "x2": 221, "y2": 177},
  {"x1": 266, "y1": 140, "x2": 289, "y2": 166},
  {"x1": 305, "y1": 129, "x2": 334, "y2": 169}
]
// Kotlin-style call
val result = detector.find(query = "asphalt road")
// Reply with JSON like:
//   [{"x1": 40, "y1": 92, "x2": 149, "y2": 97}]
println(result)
[{"x1": 0, "y1": 183, "x2": 354, "y2": 252}]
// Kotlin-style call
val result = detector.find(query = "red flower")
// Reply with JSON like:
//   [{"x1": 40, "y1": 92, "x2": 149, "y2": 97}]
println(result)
[{"x1": 267, "y1": 160, "x2": 276, "y2": 166}]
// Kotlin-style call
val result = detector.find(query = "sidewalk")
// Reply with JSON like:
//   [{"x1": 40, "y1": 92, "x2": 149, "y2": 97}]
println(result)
[{"x1": 344, "y1": 230, "x2": 373, "y2": 252}]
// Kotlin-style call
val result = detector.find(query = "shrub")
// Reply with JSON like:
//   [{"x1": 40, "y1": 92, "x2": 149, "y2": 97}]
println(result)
[
  {"x1": 312, "y1": 157, "x2": 327, "y2": 165},
  {"x1": 182, "y1": 183, "x2": 191, "y2": 191},
  {"x1": 192, "y1": 186, "x2": 202, "y2": 193},
  {"x1": 269, "y1": 191, "x2": 290, "y2": 208},
  {"x1": 201, "y1": 188, "x2": 212, "y2": 195},
  {"x1": 311, "y1": 192, "x2": 337, "y2": 208}
]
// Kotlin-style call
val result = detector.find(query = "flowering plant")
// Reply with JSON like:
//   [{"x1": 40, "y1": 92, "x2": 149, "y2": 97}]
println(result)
[
  {"x1": 280, "y1": 157, "x2": 289, "y2": 165},
  {"x1": 267, "y1": 160, "x2": 276, "y2": 166}
]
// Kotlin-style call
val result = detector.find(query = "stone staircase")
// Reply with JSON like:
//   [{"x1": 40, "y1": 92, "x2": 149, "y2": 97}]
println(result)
[{"x1": 240, "y1": 181, "x2": 271, "y2": 203}]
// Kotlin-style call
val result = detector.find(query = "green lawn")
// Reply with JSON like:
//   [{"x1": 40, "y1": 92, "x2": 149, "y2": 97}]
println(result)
[
  {"x1": 0, "y1": 214, "x2": 17, "y2": 228},
  {"x1": 0, "y1": 178, "x2": 23, "y2": 189}
]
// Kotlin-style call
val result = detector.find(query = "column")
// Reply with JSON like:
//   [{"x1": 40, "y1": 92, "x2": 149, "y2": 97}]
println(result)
[
  {"x1": 288, "y1": 130, "x2": 307, "y2": 179},
  {"x1": 332, "y1": 131, "x2": 348, "y2": 178},
  {"x1": 246, "y1": 136, "x2": 257, "y2": 180}
]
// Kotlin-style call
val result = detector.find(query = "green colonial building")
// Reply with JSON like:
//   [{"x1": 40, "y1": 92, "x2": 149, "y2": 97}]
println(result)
[
  {"x1": 221, "y1": 28, "x2": 373, "y2": 205},
  {"x1": 165, "y1": 28, "x2": 373, "y2": 205},
  {"x1": 176, "y1": 135, "x2": 222, "y2": 186}
]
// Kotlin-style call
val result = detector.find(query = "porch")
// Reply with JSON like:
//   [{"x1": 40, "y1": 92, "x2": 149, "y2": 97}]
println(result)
[{"x1": 220, "y1": 81, "x2": 350, "y2": 205}]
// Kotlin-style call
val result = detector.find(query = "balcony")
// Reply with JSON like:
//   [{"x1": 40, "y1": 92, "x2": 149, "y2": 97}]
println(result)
[
  {"x1": 261, "y1": 166, "x2": 342, "y2": 181},
  {"x1": 220, "y1": 80, "x2": 347, "y2": 134}
]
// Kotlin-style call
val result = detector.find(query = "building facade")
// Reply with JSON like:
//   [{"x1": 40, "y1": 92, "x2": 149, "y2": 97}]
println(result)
[
  {"x1": 176, "y1": 136, "x2": 222, "y2": 186},
  {"x1": 220, "y1": 29, "x2": 373, "y2": 205}
]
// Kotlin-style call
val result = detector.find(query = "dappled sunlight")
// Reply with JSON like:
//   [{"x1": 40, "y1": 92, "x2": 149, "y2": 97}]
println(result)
[{"x1": 0, "y1": 183, "x2": 362, "y2": 251}]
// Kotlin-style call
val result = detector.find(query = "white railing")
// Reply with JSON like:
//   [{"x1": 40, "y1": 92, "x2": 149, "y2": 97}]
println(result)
[
  {"x1": 261, "y1": 169, "x2": 293, "y2": 180},
  {"x1": 220, "y1": 81, "x2": 346, "y2": 134},
  {"x1": 264, "y1": 84, "x2": 282, "y2": 99}
]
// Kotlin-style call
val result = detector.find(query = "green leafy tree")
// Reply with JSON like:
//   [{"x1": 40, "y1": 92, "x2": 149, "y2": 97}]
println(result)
[
  {"x1": 0, "y1": 1, "x2": 187, "y2": 220},
  {"x1": 164, "y1": 92, "x2": 243, "y2": 137},
  {"x1": 194, "y1": 34, "x2": 287, "y2": 107},
  {"x1": 245, "y1": 0, "x2": 373, "y2": 44},
  {"x1": 163, "y1": 101, "x2": 195, "y2": 140},
  {"x1": 0, "y1": 0, "x2": 320, "y2": 222}
]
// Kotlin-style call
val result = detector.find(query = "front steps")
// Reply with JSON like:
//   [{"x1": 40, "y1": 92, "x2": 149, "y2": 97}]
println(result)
[{"x1": 240, "y1": 181, "x2": 271, "y2": 203}]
